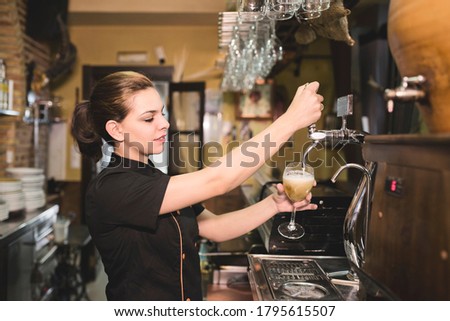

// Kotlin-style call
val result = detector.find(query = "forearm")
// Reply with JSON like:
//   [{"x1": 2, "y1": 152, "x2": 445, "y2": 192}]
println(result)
[
  {"x1": 208, "y1": 82, "x2": 322, "y2": 193},
  {"x1": 198, "y1": 196, "x2": 278, "y2": 243},
  {"x1": 163, "y1": 115, "x2": 294, "y2": 214},
  {"x1": 210, "y1": 114, "x2": 296, "y2": 193},
  {"x1": 161, "y1": 82, "x2": 322, "y2": 214}
]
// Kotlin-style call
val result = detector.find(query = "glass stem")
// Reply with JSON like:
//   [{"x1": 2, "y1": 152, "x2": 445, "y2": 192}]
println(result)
[{"x1": 288, "y1": 207, "x2": 297, "y2": 230}]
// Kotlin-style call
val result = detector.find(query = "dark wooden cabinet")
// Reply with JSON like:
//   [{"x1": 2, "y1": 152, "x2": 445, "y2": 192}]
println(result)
[{"x1": 362, "y1": 134, "x2": 450, "y2": 300}]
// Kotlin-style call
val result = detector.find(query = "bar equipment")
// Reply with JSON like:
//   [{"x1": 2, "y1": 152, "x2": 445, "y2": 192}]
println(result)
[
  {"x1": 219, "y1": 0, "x2": 334, "y2": 92},
  {"x1": 248, "y1": 255, "x2": 344, "y2": 300},
  {"x1": 245, "y1": 94, "x2": 393, "y2": 300},
  {"x1": 331, "y1": 162, "x2": 374, "y2": 269},
  {"x1": 247, "y1": 254, "x2": 359, "y2": 301},
  {"x1": 247, "y1": 94, "x2": 369, "y2": 257},
  {"x1": 388, "y1": 0, "x2": 450, "y2": 134},
  {"x1": 256, "y1": 181, "x2": 351, "y2": 256},
  {"x1": 304, "y1": 95, "x2": 371, "y2": 265},
  {"x1": 249, "y1": 0, "x2": 450, "y2": 301},
  {"x1": 306, "y1": 94, "x2": 365, "y2": 148},
  {"x1": 341, "y1": 0, "x2": 450, "y2": 299},
  {"x1": 383, "y1": 75, "x2": 427, "y2": 113},
  {"x1": 237, "y1": 0, "x2": 330, "y2": 23}
]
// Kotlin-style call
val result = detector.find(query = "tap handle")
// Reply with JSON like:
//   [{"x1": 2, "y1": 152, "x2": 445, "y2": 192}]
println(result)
[
  {"x1": 402, "y1": 75, "x2": 426, "y2": 87},
  {"x1": 308, "y1": 123, "x2": 327, "y2": 141},
  {"x1": 336, "y1": 94, "x2": 353, "y2": 118}
]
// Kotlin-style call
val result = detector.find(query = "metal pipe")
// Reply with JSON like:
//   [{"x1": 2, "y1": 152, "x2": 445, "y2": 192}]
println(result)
[
  {"x1": 33, "y1": 102, "x2": 40, "y2": 168},
  {"x1": 331, "y1": 163, "x2": 372, "y2": 267},
  {"x1": 301, "y1": 140, "x2": 319, "y2": 167}
]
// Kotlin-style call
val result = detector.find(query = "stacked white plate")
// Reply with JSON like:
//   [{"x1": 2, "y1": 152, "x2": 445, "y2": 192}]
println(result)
[
  {"x1": 0, "y1": 177, "x2": 25, "y2": 217},
  {"x1": 6, "y1": 167, "x2": 46, "y2": 212},
  {"x1": 0, "y1": 199, "x2": 9, "y2": 221},
  {"x1": 6, "y1": 167, "x2": 44, "y2": 178}
]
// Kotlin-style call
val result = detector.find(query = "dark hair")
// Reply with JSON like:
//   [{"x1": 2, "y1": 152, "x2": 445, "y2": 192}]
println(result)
[{"x1": 71, "y1": 71, "x2": 154, "y2": 161}]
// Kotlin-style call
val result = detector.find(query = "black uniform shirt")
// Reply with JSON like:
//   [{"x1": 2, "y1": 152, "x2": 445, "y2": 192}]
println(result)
[{"x1": 85, "y1": 153, "x2": 204, "y2": 301}]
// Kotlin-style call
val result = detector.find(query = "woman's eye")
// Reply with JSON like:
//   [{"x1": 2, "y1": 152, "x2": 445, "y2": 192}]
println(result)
[{"x1": 144, "y1": 118, "x2": 154, "y2": 123}]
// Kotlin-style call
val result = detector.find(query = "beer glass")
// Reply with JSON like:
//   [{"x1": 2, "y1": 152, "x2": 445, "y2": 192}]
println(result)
[{"x1": 278, "y1": 163, "x2": 314, "y2": 239}]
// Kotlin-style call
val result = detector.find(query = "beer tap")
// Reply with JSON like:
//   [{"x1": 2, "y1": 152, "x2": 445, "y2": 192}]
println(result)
[
  {"x1": 306, "y1": 95, "x2": 366, "y2": 150},
  {"x1": 384, "y1": 75, "x2": 427, "y2": 112},
  {"x1": 303, "y1": 95, "x2": 366, "y2": 166}
]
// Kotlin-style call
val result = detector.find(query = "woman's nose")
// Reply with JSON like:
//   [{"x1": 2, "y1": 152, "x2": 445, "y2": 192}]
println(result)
[{"x1": 161, "y1": 115, "x2": 170, "y2": 129}]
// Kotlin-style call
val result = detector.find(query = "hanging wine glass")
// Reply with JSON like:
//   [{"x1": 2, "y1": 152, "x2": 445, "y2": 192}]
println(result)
[
  {"x1": 303, "y1": 0, "x2": 331, "y2": 11},
  {"x1": 276, "y1": 0, "x2": 303, "y2": 4},
  {"x1": 295, "y1": 5, "x2": 321, "y2": 21},
  {"x1": 266, "y1": 0, "x2": 297, "y2": 20},
  {"x1": 238, "y1": 0, "x2": 267, "y2": 22}
]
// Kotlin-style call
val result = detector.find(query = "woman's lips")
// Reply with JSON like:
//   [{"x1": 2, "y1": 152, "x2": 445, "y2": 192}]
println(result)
[{"x1": 154, "y1": 135, "x2": 166, "y2": 142}]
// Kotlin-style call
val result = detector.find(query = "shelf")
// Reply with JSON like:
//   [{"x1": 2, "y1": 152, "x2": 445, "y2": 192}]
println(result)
[{"x1": 0, "y1": 109, "x2": 20, "y2": 117}]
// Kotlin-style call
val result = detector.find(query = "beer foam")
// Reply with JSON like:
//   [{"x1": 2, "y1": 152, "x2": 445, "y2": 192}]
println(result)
[
  {"x1": 283, "y1": 171, "x2": 314, "y2": 181},
  {"x1": 283, "y1": 171, "x2": 315, "y2": 202}
]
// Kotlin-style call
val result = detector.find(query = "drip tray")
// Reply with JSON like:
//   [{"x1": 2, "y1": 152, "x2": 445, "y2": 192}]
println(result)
[{"x1": 260, "y1": 258, "x2": 343, "y2": 301}]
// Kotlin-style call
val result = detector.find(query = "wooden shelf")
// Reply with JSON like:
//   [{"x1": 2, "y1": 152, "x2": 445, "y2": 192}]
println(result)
[{"x1": 0, "y1": 109, "x2": 20, "y2": 117}]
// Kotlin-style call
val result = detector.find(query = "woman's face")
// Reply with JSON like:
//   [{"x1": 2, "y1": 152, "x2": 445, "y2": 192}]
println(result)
[{"x1": 118, "y1": 87, "x2": 169, "y2": 160}]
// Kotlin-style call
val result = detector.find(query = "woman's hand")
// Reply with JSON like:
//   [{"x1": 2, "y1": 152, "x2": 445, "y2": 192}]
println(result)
[
  {"x1": 283, "y1": 81, "x2": 324, "y2": 130},
  {"x1": 271, "y1": 183, "x2": 318, "y2": 213}
]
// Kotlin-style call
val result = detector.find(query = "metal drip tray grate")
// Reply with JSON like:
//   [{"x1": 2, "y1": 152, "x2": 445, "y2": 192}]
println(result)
[{"x1": 261, "y1": 258, "x2": 343, "y2": 300}]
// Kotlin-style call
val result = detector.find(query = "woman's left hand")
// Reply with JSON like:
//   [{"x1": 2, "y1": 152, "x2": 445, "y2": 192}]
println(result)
[{"x1": 272, "y1": 183, "x2": 318, "y2": 213}]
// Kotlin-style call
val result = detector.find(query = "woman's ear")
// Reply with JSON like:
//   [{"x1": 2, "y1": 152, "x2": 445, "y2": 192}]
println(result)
[{"x1": 105, "y1": 120, "x2": 124, "y2": 142}]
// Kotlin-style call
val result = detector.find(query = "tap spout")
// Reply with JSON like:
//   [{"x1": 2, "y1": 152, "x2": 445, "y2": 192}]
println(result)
[
  {"x1": 302, "y1": 140, "x2": 320, "y2": 167},
  {"x1": 331, "y1": 163, "x2": 370, "y2": 183}
]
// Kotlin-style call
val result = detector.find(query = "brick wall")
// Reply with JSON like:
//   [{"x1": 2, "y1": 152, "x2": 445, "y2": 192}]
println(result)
[{"x1": 0, "y1": 0, "x2": 51, "y2": 176}]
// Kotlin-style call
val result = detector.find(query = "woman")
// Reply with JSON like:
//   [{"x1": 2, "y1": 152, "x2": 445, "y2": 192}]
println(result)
[{"x1": 71, "y1": 71, "x2": 323, "y2": 301}]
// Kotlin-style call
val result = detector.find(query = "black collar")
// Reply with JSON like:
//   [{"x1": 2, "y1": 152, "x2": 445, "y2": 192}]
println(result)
[{"x1": 108, "y1": 153, "x2": 155, "y2": 170}]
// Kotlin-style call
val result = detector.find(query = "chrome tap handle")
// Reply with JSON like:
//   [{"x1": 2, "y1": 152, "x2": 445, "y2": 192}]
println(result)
[
  {"x1": 308, "y1": 124, "x2": 327, "y2": 141},
  {"x1": 307, "y1": 94, "x2": 365, "y2": 146},
  {"x1": 308, "y1": 123, "x2": 317, "y2": 135},
  {"x1": 402, "y1": 75, "x2": 426, "y2": 87}
]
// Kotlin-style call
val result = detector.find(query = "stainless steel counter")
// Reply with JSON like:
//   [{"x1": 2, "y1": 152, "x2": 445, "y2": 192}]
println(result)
[
  {"x1": 248, "y1": 254, "x2": 360, "y2": 301},
  {"x1": 0, "y1": 204, "x2": 59, "y2": 244},
  {"x1": 241, "y1": 168, "x2": 352, "y2": 256},
  {"x1": 0, "y1": 204, "x2": 59, "y2": 300}
]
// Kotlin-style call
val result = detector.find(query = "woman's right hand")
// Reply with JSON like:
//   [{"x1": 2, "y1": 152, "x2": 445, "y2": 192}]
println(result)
[{"x1": 283, "y1": 81, "x2": 324, "y2": 131}]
